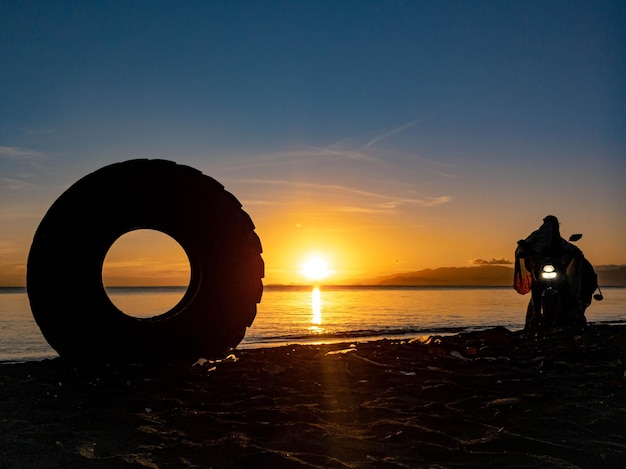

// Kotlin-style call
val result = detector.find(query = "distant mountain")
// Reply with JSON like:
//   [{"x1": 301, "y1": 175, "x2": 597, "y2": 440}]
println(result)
[
  {"x1": 373, "y1": 265, "x2": 626, "y2": 287},
  {"x1": 374, "y1": 265, "x2": 514, "y2": 287},
  {"x1": 596, "y1": 266, "x2": 626, "y2": 287}
]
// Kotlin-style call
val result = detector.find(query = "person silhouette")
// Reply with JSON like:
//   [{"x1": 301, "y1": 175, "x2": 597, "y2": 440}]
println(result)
[{"x1": 514, "y1": 215, "x2": 596, "y2": 329}]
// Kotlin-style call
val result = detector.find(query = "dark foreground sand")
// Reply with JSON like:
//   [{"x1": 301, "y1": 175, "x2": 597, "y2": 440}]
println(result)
[{"x1": 1, "y1": 325, "x2": 625, "y2": 468}]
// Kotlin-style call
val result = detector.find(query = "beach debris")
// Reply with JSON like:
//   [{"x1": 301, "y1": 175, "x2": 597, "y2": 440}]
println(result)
[
  {"x1": 449, "y1": 350, "x2": 470, "y2": 361},
  {"x1": 383, "y1": 430, "x2": 404, "y2": 440},
  {"x1": 190, "y1": 353, "x2": 239, "y2": 375},
  {"x1": 325, "y1": 348, "x2": 357, "y2": 355},
  {"x1": 76, "y1": 442, "x2": 96, "y2": 459},
  {"x1": 421, "y1": 327, "x2": 519, "y2": 362},
  {"x1": 408, "y1": 337, "x2": 423, "y2": 344},
  {"x1": 191, "y1": 353, "x2": 239, "y2": 367},
  {"x1": 485, "y1": 397, "x2": 521, "y2": 407},
  {"x1": 347, "y1": 353, "x2": 390, "y2": 368}
]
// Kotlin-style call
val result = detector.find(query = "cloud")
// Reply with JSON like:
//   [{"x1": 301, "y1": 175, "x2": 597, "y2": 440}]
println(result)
[
  {"x1": 234, "y1": 178, "x2": 452, "y2": 211},
  {"x1": 0, "y1": 147, "x2": 47, "y2": 177},
  {"x1": 213, "y1": 130, "x2": 460, "y2": 193},
  {"x1": 215, "y1": 135, "x2": 457, "y2": 217},
  {"x1": 238, "y1": 199, "x2": 283, "y2": 207},
  {"x1": 364, "y1": 119, "x2": 421, "y2": 148},
  {"x1": 330, "y1": 205, "x2": 391, "y2": 214},
  {"x1": 472, "y1": 258, "x2": 513, "y2": 265},
  {"x1": 0, "y1": 176, "x2": 36, "y2": 191},
  {"x1": 363, "y1": 106, "x2": 444, "y2": 149},
  {"x1": 0, "y1": 241, "x2": 19, "y2": 255},
  {"x1": 216, "y1": 146, "x2": 379, "y2": 175},
  {"x1": 0, "y1": 146, "x2": 44, "y2": 160}
]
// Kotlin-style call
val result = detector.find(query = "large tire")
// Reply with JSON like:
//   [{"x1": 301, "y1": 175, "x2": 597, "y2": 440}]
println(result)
[{"x1": 27, "y1": 159, "x2": 264, "y2": 363}]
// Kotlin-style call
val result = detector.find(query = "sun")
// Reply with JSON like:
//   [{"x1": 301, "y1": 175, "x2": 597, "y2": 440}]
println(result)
[{"x1": 301, "y1": 256, "x2": 330, "y2": 281}]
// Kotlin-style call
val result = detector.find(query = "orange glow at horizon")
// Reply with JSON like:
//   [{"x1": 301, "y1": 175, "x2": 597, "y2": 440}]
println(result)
[
  {"x1": 94, "y1": 201, "x2": 551, "y2": 287},
  {"x1": 101, "y1": 229, "x2": 191, "y2": 287}
]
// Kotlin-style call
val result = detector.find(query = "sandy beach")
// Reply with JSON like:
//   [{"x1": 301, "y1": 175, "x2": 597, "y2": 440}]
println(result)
[{"x1": 1, "y1": 325, "x2": 625, "y2": 468}]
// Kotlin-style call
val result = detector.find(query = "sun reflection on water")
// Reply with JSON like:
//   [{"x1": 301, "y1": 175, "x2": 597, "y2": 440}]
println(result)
[{"x1": 310, "y1": 286, "x2": 323, "y2": 332}]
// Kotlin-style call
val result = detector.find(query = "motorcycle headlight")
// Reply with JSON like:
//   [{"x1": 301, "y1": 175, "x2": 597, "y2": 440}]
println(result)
[{"x1": 541, "y1": 264, "x2": 558, "y2": 279}]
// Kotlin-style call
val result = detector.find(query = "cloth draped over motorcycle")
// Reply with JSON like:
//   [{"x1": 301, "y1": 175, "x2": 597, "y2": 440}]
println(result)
[{"x1": 513, "y1": 215, "x2": 598, "y2": 330}]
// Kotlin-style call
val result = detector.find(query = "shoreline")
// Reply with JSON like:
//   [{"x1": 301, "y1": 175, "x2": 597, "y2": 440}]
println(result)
[
  {"x1": 8, "y1": 319, "x2": 626, "y2": 364},
  {"x1": 1, "y1": 325, "x2": 625, "y2": 468}
]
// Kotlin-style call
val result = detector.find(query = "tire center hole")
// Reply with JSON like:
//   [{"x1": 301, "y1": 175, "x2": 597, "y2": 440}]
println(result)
[{"x1": 102, "y1": 229, "x2": 191, "y2": 318}]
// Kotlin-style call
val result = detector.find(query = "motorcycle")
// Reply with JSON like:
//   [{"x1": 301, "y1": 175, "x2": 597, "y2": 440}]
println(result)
[{"x1": 520, "y1": 234, "x2": 602, "y2": 330}]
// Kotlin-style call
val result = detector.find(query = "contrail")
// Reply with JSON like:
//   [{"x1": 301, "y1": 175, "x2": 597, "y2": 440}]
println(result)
[{"x1": 364, "y1": 119, "x2": 421, "y2": 148}]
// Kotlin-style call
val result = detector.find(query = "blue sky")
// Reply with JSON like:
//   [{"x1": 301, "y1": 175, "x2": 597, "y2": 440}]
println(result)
[{"x1": 1, "y1": 0, "x2": 625, "y2": 285}]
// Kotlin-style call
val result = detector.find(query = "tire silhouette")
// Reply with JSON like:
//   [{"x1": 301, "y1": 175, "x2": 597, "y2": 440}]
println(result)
[{"x1": 27, "y1": 159, "x2": 263, "y2": 363}]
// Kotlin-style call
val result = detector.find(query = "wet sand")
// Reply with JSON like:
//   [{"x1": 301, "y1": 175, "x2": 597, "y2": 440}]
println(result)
[{"x1": 1, "y1": 325, "x2": 625, "y2": 468}]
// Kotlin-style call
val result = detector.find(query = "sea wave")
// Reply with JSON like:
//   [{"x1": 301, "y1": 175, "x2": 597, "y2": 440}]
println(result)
[
  {"x1": 240, "y1": 324, "x2": 510, "y2": 347},
  {"x1": 241, "y1": 318, "x2": 626, "y2": 348}
]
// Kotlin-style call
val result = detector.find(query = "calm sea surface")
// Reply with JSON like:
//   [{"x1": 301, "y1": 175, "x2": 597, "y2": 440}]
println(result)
[{"x1": 1, "y1": 286, "x2": 625, "y2": 362}]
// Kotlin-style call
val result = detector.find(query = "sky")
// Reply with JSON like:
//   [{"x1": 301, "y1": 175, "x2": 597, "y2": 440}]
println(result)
[{"x1": 1, "y1": 0, "x2": 625, "y2": 286}]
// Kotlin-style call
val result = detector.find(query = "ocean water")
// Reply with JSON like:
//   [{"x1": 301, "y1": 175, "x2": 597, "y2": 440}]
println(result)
[{"x1": 1, "y1": 286, "x2": 624, "y2": 362}]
